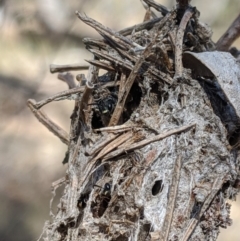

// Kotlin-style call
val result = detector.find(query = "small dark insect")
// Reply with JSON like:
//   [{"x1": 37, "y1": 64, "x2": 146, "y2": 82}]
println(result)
[
  {"x1": 77, "y1": 193, "x2": 89, "y2": 209},
  {"x1": 96, "y1": 94, "x2": 118, "y2": 115},
  {"x1": 91, "y1": 182, "x2": 112, "y2": 217},
  {"x1": 94, "y1": 182, "x2": 112, "y2": 196},
  {"x1": 102, "y1": 182, "x2": 111, "y2": 196}
]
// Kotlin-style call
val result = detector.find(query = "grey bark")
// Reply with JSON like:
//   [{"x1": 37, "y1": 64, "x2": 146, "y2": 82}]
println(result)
[{"x1": 31, "y1": 2, "x2": 240, "y2": 241}]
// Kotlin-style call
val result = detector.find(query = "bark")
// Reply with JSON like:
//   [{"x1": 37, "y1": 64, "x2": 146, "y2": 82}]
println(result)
[{"x1": 29, "y1": 1, "x2": 240, "y2": 241}]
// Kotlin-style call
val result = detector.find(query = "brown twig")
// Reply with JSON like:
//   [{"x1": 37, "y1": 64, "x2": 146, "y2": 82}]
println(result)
[
  {"x1": 33, "y1": 80, "x2": 119, "y2": 109},
  {"x1": 85, "y1": 60, "x2": 116, "y2": 72},
  {"x1": 103, "y1": 123, "x2": 195, "y2": 161},
  {"x1": 94, "y1": 124, "x2": 138, "y2": 133},
  {"x1": 216, "y1": 14, "x2": 240, "y2": 51},
  {"x1": 119, "y1": 17, "x2": 162, "y2": 36},
  {"x1": 50, "y1": 64, "x2": 89, "y2": 73},
  {"x1": 143, "y1": 0, "x2": 169, "y2": 16},
  {"x1": 33, "y1": 86, "x2": 84, "y2": 109},
  {"x1": 85, "y1": 133, "x2": 119, "y2": 156},
  {"x1": 88, "y1": 48, "x2": 133, "y2": 71},
  {"x1": 174, "y1": 7, "x2": 194, "y2": 80},
  {"x1": 142, "y1": 3, "x2": 157, "y2": 20},
  {"x1": 82, "y1": 38, "x2": 108, "y2": 49},
  {"x1": 91, "y1": 132, "x2": 133, "y2": 162},
  {"x1": 79, "y1": 65, "x2": 98, "y2": 127},
  {"x1": 180, "y1": 176, "x2": 227, "y2": 241},
  {"x1": 76, "y1": 11, "x2": 134, "y2": 50},
  {"x1": 27, "y1": 99, "x2": 69, "y2": 145},
  {"x1": 161, "y1": 156, "x2": 182, "y2": 241}
]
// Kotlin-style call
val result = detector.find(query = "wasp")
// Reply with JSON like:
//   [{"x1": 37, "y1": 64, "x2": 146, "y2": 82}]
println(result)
[{"x1": 91, "y1": 88, "x2": 118, "y2": 126}]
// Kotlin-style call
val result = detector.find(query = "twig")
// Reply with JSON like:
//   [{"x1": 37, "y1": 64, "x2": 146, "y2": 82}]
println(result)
[
  {"x1": 88, "y1": 48, "x2": 133, "y2": 71},
  {"x1": 33, "y1": 86, "x2": 84, "y2": 109},
  {"x1": 103, "y1": 123, "x2": 195, "y2": 161},
  {"x1": 82, "y1": 37, "x2": 108, "y2": 49},
  {"x1": 76, "y1": 11, "x2": 134, "y2": 50},
  {"x1": 50, "y1": 64, "x2": 89, "y2": 73},
  {"x1": 51, "y1": 177, "x2": 66, "y2": 189},
  {"x1": 157, "y1": 44, "x2": 173, "y2": 71},
  {"x1": 161, "y1": 156, "x2": 182, "y2": 241},
  {"x1": 216, "y1": 14, "x2": 240, "y2": 51},
  {"x1": 27, "y1": 99, "x2": 69, "y2": 145},
  {"x1": 180, "y1": 176, "x2": 227, "y2": 241},
  {"x1": 85, "y1": 59, "x2": 116, "y2": 72},
  {"x1": 143, "y1": 0, "x2": 169, "y2": 16},
  {"x1": 94, "y1": 124, "x2": 138, "y2": 133},
  {"x1": 79, "y1": 65, "x2": 97, "y2": 126},
  {"x1": 119, "y1": 17, "x2": 162, "y2": 36},
  {"x1": 33, "y1": 80, "x2": 119, "y2": 109},
  {"x1": 91, "y1": 132, "x2": 133, "y2": 162},
  {"x1": 58, "y1": 72, "x2": 76, "y2": 89},
  {"x1": 142, "y1": 3, "x2": 157, "y2": 20},
  {"x1": 85, "y1": 133, "x2": 119, "y2": 156},
  {"x1": 174, "y1": 7, "x2": 194, "y2": 80}
]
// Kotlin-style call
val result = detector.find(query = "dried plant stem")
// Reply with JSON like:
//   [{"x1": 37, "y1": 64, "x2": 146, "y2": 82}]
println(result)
[
  {"x1": 76, "y1": 11, "x2": 134, "y2": 50},
  {"x1": 34, "y1": 80, "x2": 119, "y2": 109},
  {"x1": 103, "y1": 123, "x2": 195, "y2": 161},
  {"x1": 91, "y1": 132, "x2": 133, "y2": 162},
  {"x1": 180, "y1": 176, "x2": 227, "y2": 241},
  {"x1": 174, "y1": 7, "x2": 194, "y2": 80},
  {"x1": 27, "y1": 99, "x2": 69, "y2": 145},
  {"x1": 119, "y1": 17, "x2": 162, "y2": 36},
  {"x1": 161, "y1": 156, "x2": 182, "y2": 241},
  {"x1": 50, "y1": 64, "x2": 89, "y2": 73},
  {"x1": 143, "y1": 0, "x2": 169, "y2": 16},
  {"x1": 85, "y1": 60, "x2": 116, "y2": 72},
  {"x1": 216, "y1": 14, "x2": 240, "y2": 51},
  {"x1": 94, "y1": 124, "x2": 138, "y2": 133},
  {"x1": 79, "y1": 65, "x2": 97, "y2": 126}
]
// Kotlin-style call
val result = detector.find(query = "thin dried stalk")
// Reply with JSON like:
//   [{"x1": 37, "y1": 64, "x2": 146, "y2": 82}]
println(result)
[
  {"x1": 76, "y1": 11, "x2": 134, "y2": 50},
  {"x1": 85, "y1": 60, "x2": 116, "y2": 72},
  {"x1": 50, "y1": 64, "x2": 89, "y2": 73},
  {"x1": 216, "y1": 14, "x2": 240, "y2": 51},
  {"x1": 180, "y1": 176, "x2": 227, "y2": 241},
  {"x1": 174, "y1": 7, "x2": 194, "y2": 79},
  {"x1": 118, "y1": 17, "x2": 162, "y2": 36},
  {"x1": 161, "y1": 156, "x2": 182, "y2": 241},
  {"x1": 27, "y1": 99, "x2": 69, "y2": 145},
  {"x1": 103, "y1": 123, "x2": 195, "y2": 161},
  {"x1": 143, "y1": 0, "x2": 169, "y2": 16}
]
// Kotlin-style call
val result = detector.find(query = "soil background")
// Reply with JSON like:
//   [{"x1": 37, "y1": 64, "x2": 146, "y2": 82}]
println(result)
[{"x1": 0, "y1": 0, "x2": 239, "y2": 240}]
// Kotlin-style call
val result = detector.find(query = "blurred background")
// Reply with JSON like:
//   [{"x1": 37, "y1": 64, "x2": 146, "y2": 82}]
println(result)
[{"x1": 0, "y1": 0, "x2": 239, "y2": 240}]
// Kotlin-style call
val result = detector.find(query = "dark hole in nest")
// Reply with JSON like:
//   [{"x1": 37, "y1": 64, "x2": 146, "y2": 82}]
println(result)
[
  {"x1": 143, "y1": 223, "x2": 152, "y2": 232},
  {"x1": 228, "y1": 126, "x2": 240, "y2": 147},
  {"x1": 190, "y1": 201, "x2": 202, "y2": 219},
  {"x1": 57, "y1": 223, "x2": 68, "y2": 239},
  {"x1": 91, "y1": 82, "x2": 142, "y2": 128},
  {"x1": 139, "y1": 206, "x2": 144, "y2": 219},
  {"x1": 152, "y1": 180, "x2": 163, "y2": 196}
]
